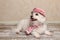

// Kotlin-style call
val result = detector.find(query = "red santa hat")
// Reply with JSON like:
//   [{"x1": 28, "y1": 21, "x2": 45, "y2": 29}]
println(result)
[{"x1": 32, "y1": 8, "x2": 46, "y2": 17}]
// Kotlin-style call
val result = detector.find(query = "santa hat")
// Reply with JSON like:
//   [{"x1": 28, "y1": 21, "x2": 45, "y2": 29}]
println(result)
[{"x1": 32, "y1": 8, "x2": 46, "y2": 17}]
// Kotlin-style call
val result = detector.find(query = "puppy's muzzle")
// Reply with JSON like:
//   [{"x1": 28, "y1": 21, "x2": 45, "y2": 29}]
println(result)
[{"x1": 30, "y1": 16, "x2": 37, "y2": 21}]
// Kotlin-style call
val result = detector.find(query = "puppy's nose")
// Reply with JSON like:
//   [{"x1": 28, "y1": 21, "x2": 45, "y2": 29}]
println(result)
[{"x1": 31, "y1": 16, "x2": 33, "y2": 18}]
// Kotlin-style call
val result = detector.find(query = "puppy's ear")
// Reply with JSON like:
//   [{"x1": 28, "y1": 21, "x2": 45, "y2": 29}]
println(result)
[{"x1": 31, "y1": 11, "x2": 33, "y2": 14}]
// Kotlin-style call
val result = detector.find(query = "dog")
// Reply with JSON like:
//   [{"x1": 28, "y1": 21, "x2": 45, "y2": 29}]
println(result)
[{"x1": 15, "y1": 8, "x2": 52, "y2": 38}]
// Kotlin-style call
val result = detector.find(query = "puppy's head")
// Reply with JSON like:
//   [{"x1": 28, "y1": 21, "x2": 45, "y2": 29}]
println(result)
[{"x1": 30, "y1": 8, "x2": 46, "y2": 23}]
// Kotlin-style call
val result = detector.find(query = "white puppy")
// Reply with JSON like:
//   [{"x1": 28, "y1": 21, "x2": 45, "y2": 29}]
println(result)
[{"x1": 15, "y1": 8, "x2": 52, "y2": 38}]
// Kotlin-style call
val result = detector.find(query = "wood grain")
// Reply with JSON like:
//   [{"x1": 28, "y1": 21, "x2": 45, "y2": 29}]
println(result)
[{"x1": 0, "y1": 24, "x2": 60, "y2": 40}]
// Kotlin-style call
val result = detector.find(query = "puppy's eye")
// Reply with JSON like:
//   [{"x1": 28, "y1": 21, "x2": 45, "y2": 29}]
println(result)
[{"x1": 35, "y1": 14, "x2": 38, "y2": 16}]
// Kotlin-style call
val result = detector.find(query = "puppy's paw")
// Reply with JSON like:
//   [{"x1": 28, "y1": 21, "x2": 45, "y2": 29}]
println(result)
[
  {"x1": 32, "y1": 32, "x2": 41, "y2": 38},
  {"x1": 47, "y1": 32, "x2": 53, "y2": 36},
  {"x1": 34, "y1": 35, "x2": 41, "y2": 39},
  {"x1": 45, "y1": 31, "x2": 53, "y2": 36}
]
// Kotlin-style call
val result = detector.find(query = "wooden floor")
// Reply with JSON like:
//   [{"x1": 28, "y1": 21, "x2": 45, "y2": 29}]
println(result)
[{"x1": 0, "y1": 23, "x2": 60, "y2": 40}]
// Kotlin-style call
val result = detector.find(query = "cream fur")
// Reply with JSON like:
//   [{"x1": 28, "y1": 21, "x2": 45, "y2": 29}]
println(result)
[{"x1": 14, "y1": 12, "x2": 52, "y2": 38}]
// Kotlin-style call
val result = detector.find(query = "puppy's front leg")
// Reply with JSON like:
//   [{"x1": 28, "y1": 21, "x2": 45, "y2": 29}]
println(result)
[
  {"x1": 15, "y1": 27, "x2": 22, "y2": 34},
  {"x1": 15, "y1": 24, "x2": 22, "y2": 34},
  {"x1": 31, "y1": 31, "x2": 40, "y2": 38}
]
